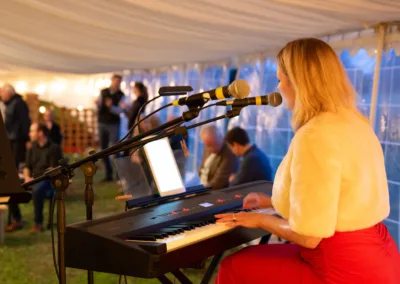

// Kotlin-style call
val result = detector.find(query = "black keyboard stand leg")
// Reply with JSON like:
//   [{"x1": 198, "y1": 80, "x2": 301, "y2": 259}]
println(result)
[
  {"x1": 200, "y1": 253, "x2": 224, "y2": 284},
  {"x1": 172, "y1": 270, "x2": 192, "y2": 284},
  {"x1": 158, "y1": 275, "x2": 173, "y2": 284},
  {"x1": 259, "y1": 233, "x2": 272, "y2": 245}
]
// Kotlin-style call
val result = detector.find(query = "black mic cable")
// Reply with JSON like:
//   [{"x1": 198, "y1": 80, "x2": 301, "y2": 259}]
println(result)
[{"x1": 118, "y1": 95, "x2": 164, "y2": 143}]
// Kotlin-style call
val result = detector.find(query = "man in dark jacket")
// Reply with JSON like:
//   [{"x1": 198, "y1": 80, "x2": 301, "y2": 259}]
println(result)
[
  {"x1": 0, "y1": 83, "x2": 31, "y2": 231},
  {"x1": 96, "y1": 74, "x2": 125, "y2": 181},
  {"x1": 225, "y1": 127, "x2": 273, "y2": 186},
  {"x1": 24, "y1": 123, "x2": 63, "y2": 232},
  {"x1": 43, "y1": 109, "x2": 62, "y2": 145}
]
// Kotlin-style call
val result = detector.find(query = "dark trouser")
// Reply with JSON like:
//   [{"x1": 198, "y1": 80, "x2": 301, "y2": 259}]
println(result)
[
  {"x1": 8, "y1": 203, "x2": 22, "y2": 222},
  {"x1": 98, "y1": 123, "x2": 120, "y2": 180},
  {"x1": 10, "y1": 140, "x2": 27, "y2": 166},
  {"x1": 32, "y1": 180, "x2": 53, "y2": 225},
  {"x1": 9, "y1": 140, "x2": 26, "y2": 223}
]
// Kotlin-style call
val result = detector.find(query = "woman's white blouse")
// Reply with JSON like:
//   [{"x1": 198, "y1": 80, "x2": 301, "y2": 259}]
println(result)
[{"x1": 271, "y1": 110, "x2": 390, "y2": 238}]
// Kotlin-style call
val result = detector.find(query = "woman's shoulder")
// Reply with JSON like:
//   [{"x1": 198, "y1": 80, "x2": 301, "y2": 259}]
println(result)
[
  {"x1": 296, "y1": 109, "x2": 366, "y2": 139},
  {"x1": 293, "y1": 112, "x2": 347, "y2": 151}
]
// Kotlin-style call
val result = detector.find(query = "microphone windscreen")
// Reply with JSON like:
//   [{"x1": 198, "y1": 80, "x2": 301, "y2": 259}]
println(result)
[
  {"x1": 228, "y1": 79, "x2": 250, "y2": 99},
  {"x1": 268, "y1": 92, "x2": 283, "y2": 107}
]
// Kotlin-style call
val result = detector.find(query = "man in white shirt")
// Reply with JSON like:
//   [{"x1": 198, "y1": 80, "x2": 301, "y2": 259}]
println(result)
[
  {"x1": 198, "y1": 125, "x2": 238, "y2": 189},
  {"x1": 0, "y1": 100, "x2": 5, "y2": 119}
]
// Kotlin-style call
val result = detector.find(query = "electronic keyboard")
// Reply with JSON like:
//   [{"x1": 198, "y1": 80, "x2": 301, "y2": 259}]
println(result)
[{"x1": 65, "y1": 181, "x2": 274, "y2": 279}]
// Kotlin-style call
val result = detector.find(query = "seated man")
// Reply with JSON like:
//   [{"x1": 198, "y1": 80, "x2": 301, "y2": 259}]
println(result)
[
  {"x1": 24, "y1": 123, "x2": 63, "y2": 233},
  {"x1": 225, "y1": 127, "x2": 273, "y2": 186},
  {"x1": 198, "y1": 125, "x2": 238, "y2": 189}
]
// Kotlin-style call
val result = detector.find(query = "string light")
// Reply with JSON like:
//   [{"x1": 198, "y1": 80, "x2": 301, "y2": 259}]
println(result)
[
  {"x1": 14, "y1": 81, "x2": 27, "y2": 93},
  {"x1": 35, "y1": 84, "x2": 46, "y2": 95}
]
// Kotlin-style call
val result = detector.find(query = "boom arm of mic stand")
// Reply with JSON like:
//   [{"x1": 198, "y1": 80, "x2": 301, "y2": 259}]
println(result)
[{"x1": 103, "y1": 108, "x2": 243, "y2": 155}]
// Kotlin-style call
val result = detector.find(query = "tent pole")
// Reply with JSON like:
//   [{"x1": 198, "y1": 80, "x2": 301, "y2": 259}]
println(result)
[
  {"x1": 369, "y1": 23, "x2": 386, "y2": 127},
  {"x1": 192, "y1": 64, "x2": 203, "y2": 172}
]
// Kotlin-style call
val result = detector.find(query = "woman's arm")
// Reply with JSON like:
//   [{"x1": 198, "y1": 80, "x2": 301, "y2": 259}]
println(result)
[
  {"x1": 215, "y1": 212, "x2": 321, "y2": 249},
  {"x1": 260, "y1": 215, "x2": 321, "y2": 249},
  {"x1": 243, "y1": 192, "x2": 273, "y2": 209}
]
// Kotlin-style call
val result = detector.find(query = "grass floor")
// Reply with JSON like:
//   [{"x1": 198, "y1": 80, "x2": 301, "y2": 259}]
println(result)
[{"x1": 0, "y1": 167, "x2": 217, "y2": 284}]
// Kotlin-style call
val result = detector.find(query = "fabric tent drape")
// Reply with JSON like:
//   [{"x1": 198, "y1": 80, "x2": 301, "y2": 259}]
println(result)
[{"x1": 1, "y1": 0, "x2": 400, "y2": 80}]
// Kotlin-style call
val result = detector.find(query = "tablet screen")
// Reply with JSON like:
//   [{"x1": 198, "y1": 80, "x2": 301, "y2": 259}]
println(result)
[{"x1": 143, "y1": 137, "x2": 186, "y2": 197}]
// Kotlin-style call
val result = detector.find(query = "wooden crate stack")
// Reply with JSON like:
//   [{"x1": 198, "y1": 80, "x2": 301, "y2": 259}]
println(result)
[
  {"x1": 24, "y1": 93, "x2": 40, "y2": 123},
  {"x1": 59, "y1": 108, "x2": 97, "y2": 153},
  {"x1": 22, "y1": 93, "x2": 97, "y2": 154}
]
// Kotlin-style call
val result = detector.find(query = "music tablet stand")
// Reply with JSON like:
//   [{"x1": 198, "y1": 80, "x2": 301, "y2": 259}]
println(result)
[
  {"x1": 0, "y1": 114, "x2": 31, "y2": 205},
  {"x1": 125, "y1": 185, "x2": 211, "y2": 209}
]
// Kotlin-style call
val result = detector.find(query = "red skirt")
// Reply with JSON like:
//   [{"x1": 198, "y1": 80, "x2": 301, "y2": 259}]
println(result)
[{"x1": 215, "y1": 223, "x2": 400, "y2": 284}]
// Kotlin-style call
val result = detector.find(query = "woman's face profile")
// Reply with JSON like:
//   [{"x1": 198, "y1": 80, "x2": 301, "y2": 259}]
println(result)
[
  {"x1": 277, "y1": 67, "x2": 295, "y2": 111},
  {"x1": 133, "y1": 86, "x2": 140, "y2": 98}
]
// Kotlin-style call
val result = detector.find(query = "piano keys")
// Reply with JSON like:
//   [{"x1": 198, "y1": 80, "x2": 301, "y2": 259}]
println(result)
[
  {"x1": 65, "y1": 180, "x2": 273, "y2": 278},
  {"x1": 126, "y1": 208, "x2": 274, "y2": 252}
]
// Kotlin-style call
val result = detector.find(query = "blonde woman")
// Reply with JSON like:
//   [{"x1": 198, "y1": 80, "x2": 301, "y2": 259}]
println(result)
[{"x1": 215, "y1": 38, "x2": 399, "y2": 284}]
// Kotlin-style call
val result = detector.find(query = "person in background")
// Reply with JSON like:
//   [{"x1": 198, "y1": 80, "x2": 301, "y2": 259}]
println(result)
[
  {"x1": 198, "y1": 124, "x2": 238, "y2": 190},
  {"x1": 0, "y1": 83, "x2": 31, "y2": 232},
  {"x1": 225, "y1": 127, "x2": 273, "y2": 186},
  {"x1": 96, "y1": 74, "x2": 125, "y2": 181},
  {"x1": 24, "y1": 123, "x2": 63, "y2": 233},
  {"x1": 124, "y1": 82, "x2": 148, "y2": 133},
  {"x1": 43, "y1": 109, "x2": 62, "y2": 145},
  {"x1": 0, "y1": 97, "x2": 5, "y2": 119}
]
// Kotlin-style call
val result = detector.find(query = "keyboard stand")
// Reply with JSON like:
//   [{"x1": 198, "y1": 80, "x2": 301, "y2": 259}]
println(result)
[
  {"x1": 172, "y1": 270, "x2": 193, "y2": 284},
  {"x1": 156, "y1": 233, "x2": 272, "y2": 284},
  {"x1": 200, "y1": 252, "x2": 224, "y2": 284}
]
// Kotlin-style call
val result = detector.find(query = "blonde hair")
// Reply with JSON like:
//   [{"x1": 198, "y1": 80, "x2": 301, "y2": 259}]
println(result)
[{"x1": 277, "y1": 38, "x2": 362, "y2": 131}]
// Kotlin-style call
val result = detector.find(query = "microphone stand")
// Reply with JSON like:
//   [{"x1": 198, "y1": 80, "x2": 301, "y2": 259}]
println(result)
[
  {"x1": 80, "y1": 150, "x2": 97, "y2": 284},
  {"x1": 20, "y1": 106, "x2": 206, "y2": 284}
]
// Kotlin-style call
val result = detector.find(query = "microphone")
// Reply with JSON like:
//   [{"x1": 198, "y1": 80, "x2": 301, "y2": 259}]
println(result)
[
  {"x1": 216, "y1": 92, "x2": 282, "y2": 107},
  {"x1": 172, "y1": 79, "x2": 250, "y2": 107},
  {"x1": 158, "y1": 86, "x2": 193, "y2": 96}
]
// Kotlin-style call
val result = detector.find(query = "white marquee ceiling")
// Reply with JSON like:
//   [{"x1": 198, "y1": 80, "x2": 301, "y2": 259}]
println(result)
[{"x1": 1, "y1": 0, "x2": 400, "y2": 80}]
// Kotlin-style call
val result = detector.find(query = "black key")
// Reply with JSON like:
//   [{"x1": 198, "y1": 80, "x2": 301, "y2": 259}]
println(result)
[
  {"x1": 192, "y1": 219, "x2": 210, "y2": 224},
  {"x1": 140, "y1": 233, "x2": 168, "y2": 239},
  {"x1": 165, "y1": 227, "x2": 185, "y2": 233},
  {"x1": 199, "y1": 217, "x2": 216, "y2": 223},
  {"x1": 199, "y1": 216, "x2": 214, "y2": 220},
  {"x1": 159, "y1": 228, "x2": 182, "y2": 235},
  {"x1": 127, "y1": 236, "x2": 157, "y2": 241},
  {"x1": 180, "y1": 222, "x2": 202, "y2": 227},
  {"x1": 182, "y1": 221, "x2": 207, "y2": 227},
  {"x1": 169, "y1": 224, "x2": 195, "y2": 230}
]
